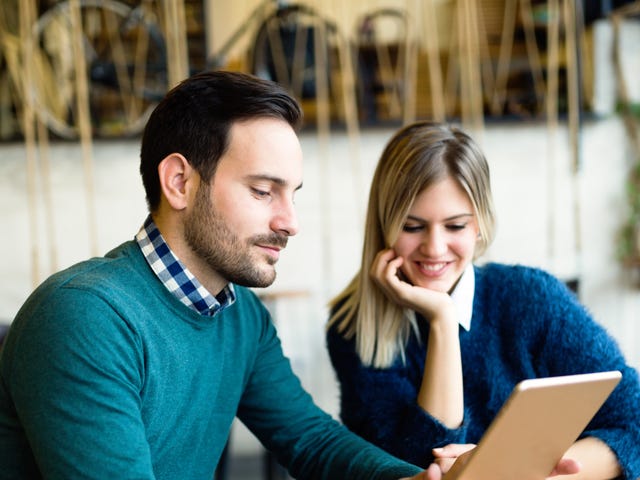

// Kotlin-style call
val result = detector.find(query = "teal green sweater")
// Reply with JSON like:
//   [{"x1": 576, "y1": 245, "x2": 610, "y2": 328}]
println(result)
[{"x1": 0, "y1": 241, "x2": 421, "y2": 479}]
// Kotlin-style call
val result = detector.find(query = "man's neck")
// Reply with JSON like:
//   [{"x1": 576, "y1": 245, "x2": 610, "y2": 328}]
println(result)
[{"x1": 152, "y1": 212, "x2": 228, "y2": 297}]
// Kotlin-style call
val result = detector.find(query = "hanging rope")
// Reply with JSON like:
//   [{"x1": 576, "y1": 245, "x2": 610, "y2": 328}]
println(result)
[
  {"x1": 546, "y1": 0, "x2": 560, "y2": 262},
  {"x1": 423, "y1": 0, "x2": 445, "y2": 121},
  {"x1": 69, "y1": 0, "x2": 99, "y2": 256},
  {"x1": 161, "y1": 0, "x2": 189, "y2": 88},
  {"x1": 18, "y1": 0, "x2": 41, "y2": 286}
]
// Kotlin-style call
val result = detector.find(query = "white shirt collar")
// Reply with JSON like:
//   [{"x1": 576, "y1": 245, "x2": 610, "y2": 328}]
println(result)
[{"x1": 449, "y1": 264, "x2": 474, "y2": 331}]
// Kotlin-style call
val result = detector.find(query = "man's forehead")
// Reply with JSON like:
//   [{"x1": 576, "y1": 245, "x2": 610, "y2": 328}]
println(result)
[{"x1": 216, "y1": 120, "x2": 303, "y2": 187}]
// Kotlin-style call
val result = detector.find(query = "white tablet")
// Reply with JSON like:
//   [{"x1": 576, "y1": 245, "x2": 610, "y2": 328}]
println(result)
[{"x1": 445, "y1": 370, "x2": 622, "y2": 480}]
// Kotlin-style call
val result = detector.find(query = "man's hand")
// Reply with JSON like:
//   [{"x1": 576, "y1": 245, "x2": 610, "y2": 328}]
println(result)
[
  {"x1": 399, "y1": 444, "x2": 475, "y2": 480},
  {"x1": 399, "y1": 463, "x2": 444, "y2": 480},
  {"x1": 399, "y1": 445, "x2": 581, "y2": 480}
]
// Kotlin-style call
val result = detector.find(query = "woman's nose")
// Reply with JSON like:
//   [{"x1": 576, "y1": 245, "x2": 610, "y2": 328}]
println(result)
[{"x1": 421, "y1": 229, "x2": 447, "y2": 257}]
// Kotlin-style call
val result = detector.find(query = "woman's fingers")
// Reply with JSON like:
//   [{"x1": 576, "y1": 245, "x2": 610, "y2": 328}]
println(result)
[
  {"x1": 432, "y1": 444, "x2": 476, "y2": 458},
  {"x1": 431, "y1": 444, "x2": 477, "y2": 474},
  {"x1": 370, "y1": 249, "x2": 406, "y2": 300},
  {"x1": 547, "y1": 458, "x2": 581, "y2": 478}
]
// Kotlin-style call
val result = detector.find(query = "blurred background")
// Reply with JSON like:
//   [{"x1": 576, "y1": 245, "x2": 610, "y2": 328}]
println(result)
[{"x1": 1, "y1": 0, "x2": 639, "y2": 478}]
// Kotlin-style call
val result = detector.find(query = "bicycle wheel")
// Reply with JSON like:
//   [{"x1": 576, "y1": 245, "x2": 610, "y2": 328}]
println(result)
[
  {"x1": 32, "y1": 0, "x2": 167, "y2": 138},
  {"x1": 250, "y1": 4, "x2": 336, "y2": 101}
]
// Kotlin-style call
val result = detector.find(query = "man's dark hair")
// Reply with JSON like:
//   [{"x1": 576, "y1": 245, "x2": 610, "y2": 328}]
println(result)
[{"x1": 140, "y1": 70, "x2": 303, "y2": 211}]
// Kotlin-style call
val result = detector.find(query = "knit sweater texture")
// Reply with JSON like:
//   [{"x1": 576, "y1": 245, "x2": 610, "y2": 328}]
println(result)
[
  {"x1": 0, "y1": 241, "x2": 421, "y2": 480},
  {"x1": 327, "y1": 263, "x2": 640, "y2": 478}
]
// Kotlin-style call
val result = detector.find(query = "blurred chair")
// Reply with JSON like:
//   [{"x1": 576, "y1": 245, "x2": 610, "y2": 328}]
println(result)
[
  {"x1": 249, "y1": 3, "x2": 337, "y2": 102},
  {"x1": 484, "y1": 0, "x2": 546, "y2": 117},
  {"x1": 352, "y1": 8, "x2": 412, "y2": 124}
]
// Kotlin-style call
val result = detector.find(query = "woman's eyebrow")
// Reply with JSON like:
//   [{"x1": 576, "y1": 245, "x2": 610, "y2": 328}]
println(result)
[
  {"x1": 444, "y1": 213, "x2": 474, "y2": 221},
  {"x1": 406, "y1": 213, "x2": 474, "y2": 223}
]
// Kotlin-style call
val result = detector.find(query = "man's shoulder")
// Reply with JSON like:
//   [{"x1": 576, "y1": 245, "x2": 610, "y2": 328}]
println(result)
[
  {"x1": 48, "y1": 241, "x2": 143, "y2": 289},
  {"x1": 18, "y1": 241, "x2": 149, "y2": 317}
]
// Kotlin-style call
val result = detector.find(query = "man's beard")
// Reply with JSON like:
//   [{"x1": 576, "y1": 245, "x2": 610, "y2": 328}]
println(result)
[{"x1": 184, "y1": 182, "x2": 287, "y2": 288}]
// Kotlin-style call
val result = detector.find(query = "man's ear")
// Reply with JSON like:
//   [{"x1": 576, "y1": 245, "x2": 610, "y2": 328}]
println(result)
[{"x1": 157, "y1": 153, "x2": 198, "y2": 211}]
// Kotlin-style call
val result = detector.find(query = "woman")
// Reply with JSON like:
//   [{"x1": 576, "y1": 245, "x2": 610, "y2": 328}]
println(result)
[{"x1": 327, "y1": 121, "x2": 640, "y2": 479}]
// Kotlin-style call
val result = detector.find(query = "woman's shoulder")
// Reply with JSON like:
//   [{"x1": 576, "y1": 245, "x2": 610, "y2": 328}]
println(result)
[
  {"x1": 474, "y1": 262, "x2": 571, "y2": 300},
  {"x1": 475, "y1": 262, "x2": 561, "y2": 283}
]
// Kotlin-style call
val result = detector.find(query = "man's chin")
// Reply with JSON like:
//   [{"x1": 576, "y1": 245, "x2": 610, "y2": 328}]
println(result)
[
  {"x1": 231, "y1": 267, "x2": 277, "y2": 288},
  {"x1": 252, "y1": 274, "x2": 277, "y2": 289}
]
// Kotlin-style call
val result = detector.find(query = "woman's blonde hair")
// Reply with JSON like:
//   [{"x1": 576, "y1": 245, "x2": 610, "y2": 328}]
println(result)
[{"x1": 328, "y1": 122, "x2": 496, "y2": 368}]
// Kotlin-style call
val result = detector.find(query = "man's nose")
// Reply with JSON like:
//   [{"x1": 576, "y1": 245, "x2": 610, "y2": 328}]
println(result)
[{"x1": 272, "y1": 199, "x2": 299, "y2": 237}]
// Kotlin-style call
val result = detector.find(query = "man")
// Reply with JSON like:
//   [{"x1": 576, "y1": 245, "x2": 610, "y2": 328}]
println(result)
[
  {"x1": 0, "y1": 71, "x2": 581, "y2": 480},
  {"x1": 0, "y1": 70, "x2": 429, "y2": 480}
]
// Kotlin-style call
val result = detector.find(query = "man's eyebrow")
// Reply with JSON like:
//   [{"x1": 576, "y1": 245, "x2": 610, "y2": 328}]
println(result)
[{"x1": 245, "y1": 174, "x2": 303, "y2": 191}]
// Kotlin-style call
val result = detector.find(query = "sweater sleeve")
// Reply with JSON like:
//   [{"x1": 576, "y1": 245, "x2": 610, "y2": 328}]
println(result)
[
  {"x1": 325, "y1": 323, "x2": 468, "y2": 468},
  {"x1": 524, "y1": 268, "x2": 640, "y2": 479},
  {"x1": 0, "y1": 285, "x2": 155, "y2": 479},
  {"x1": 235, "y1": 294, "x2": 422, "y2": 480}
]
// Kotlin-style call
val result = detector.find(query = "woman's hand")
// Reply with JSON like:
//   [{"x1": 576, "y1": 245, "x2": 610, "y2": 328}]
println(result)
[
  {"x1": 431, "y1": 444, "x2": 476, "y2": 474},
  {"x1": 370, "y1": 249, "x2": 464, "y2": 426},
  {"x1": 370, "y1": 249, "x2": 455, "y2": 320},
  {"x1": 546, "y1": 458, "x2": 581, "y2": 478}
]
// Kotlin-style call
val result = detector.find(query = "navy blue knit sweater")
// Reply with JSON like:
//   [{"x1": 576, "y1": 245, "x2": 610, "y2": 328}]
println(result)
[{"x1": 327, "y1": 263, "x2": 640, "y2": 478}]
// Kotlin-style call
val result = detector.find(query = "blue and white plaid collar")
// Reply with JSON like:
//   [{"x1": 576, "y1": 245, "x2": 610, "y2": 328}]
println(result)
[{"x1": 135, "y1": 215, "x2": 235, "y2": 317}]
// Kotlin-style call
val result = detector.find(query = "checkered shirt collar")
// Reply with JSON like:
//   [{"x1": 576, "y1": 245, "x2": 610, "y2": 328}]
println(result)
[{"x1": 135, "y1": 215, "x2": 235, "y2": 317}]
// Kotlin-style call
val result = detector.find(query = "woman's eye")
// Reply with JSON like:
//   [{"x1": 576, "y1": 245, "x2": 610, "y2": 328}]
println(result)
[
  {"x1": 446, "y1": 224, "x2": 466, "y2": 231},
  {"x1": 402, "y1": 225, "x2": 423, "y2": 233}
]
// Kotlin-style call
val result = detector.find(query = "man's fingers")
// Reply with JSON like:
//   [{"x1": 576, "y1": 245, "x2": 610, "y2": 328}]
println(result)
[{"x1": 425, "y1": 463, "x2": 443, "y2": 480}]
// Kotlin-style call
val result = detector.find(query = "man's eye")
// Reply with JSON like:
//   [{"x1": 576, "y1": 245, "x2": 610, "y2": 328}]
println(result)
[{"x1": 252, "y1": 188, "x2": 270, "y2": 198}]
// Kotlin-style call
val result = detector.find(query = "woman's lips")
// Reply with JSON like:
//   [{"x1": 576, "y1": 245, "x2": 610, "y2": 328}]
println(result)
[{"x1": 416, "y1": 261, "x2": 450, "y2": 277}]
